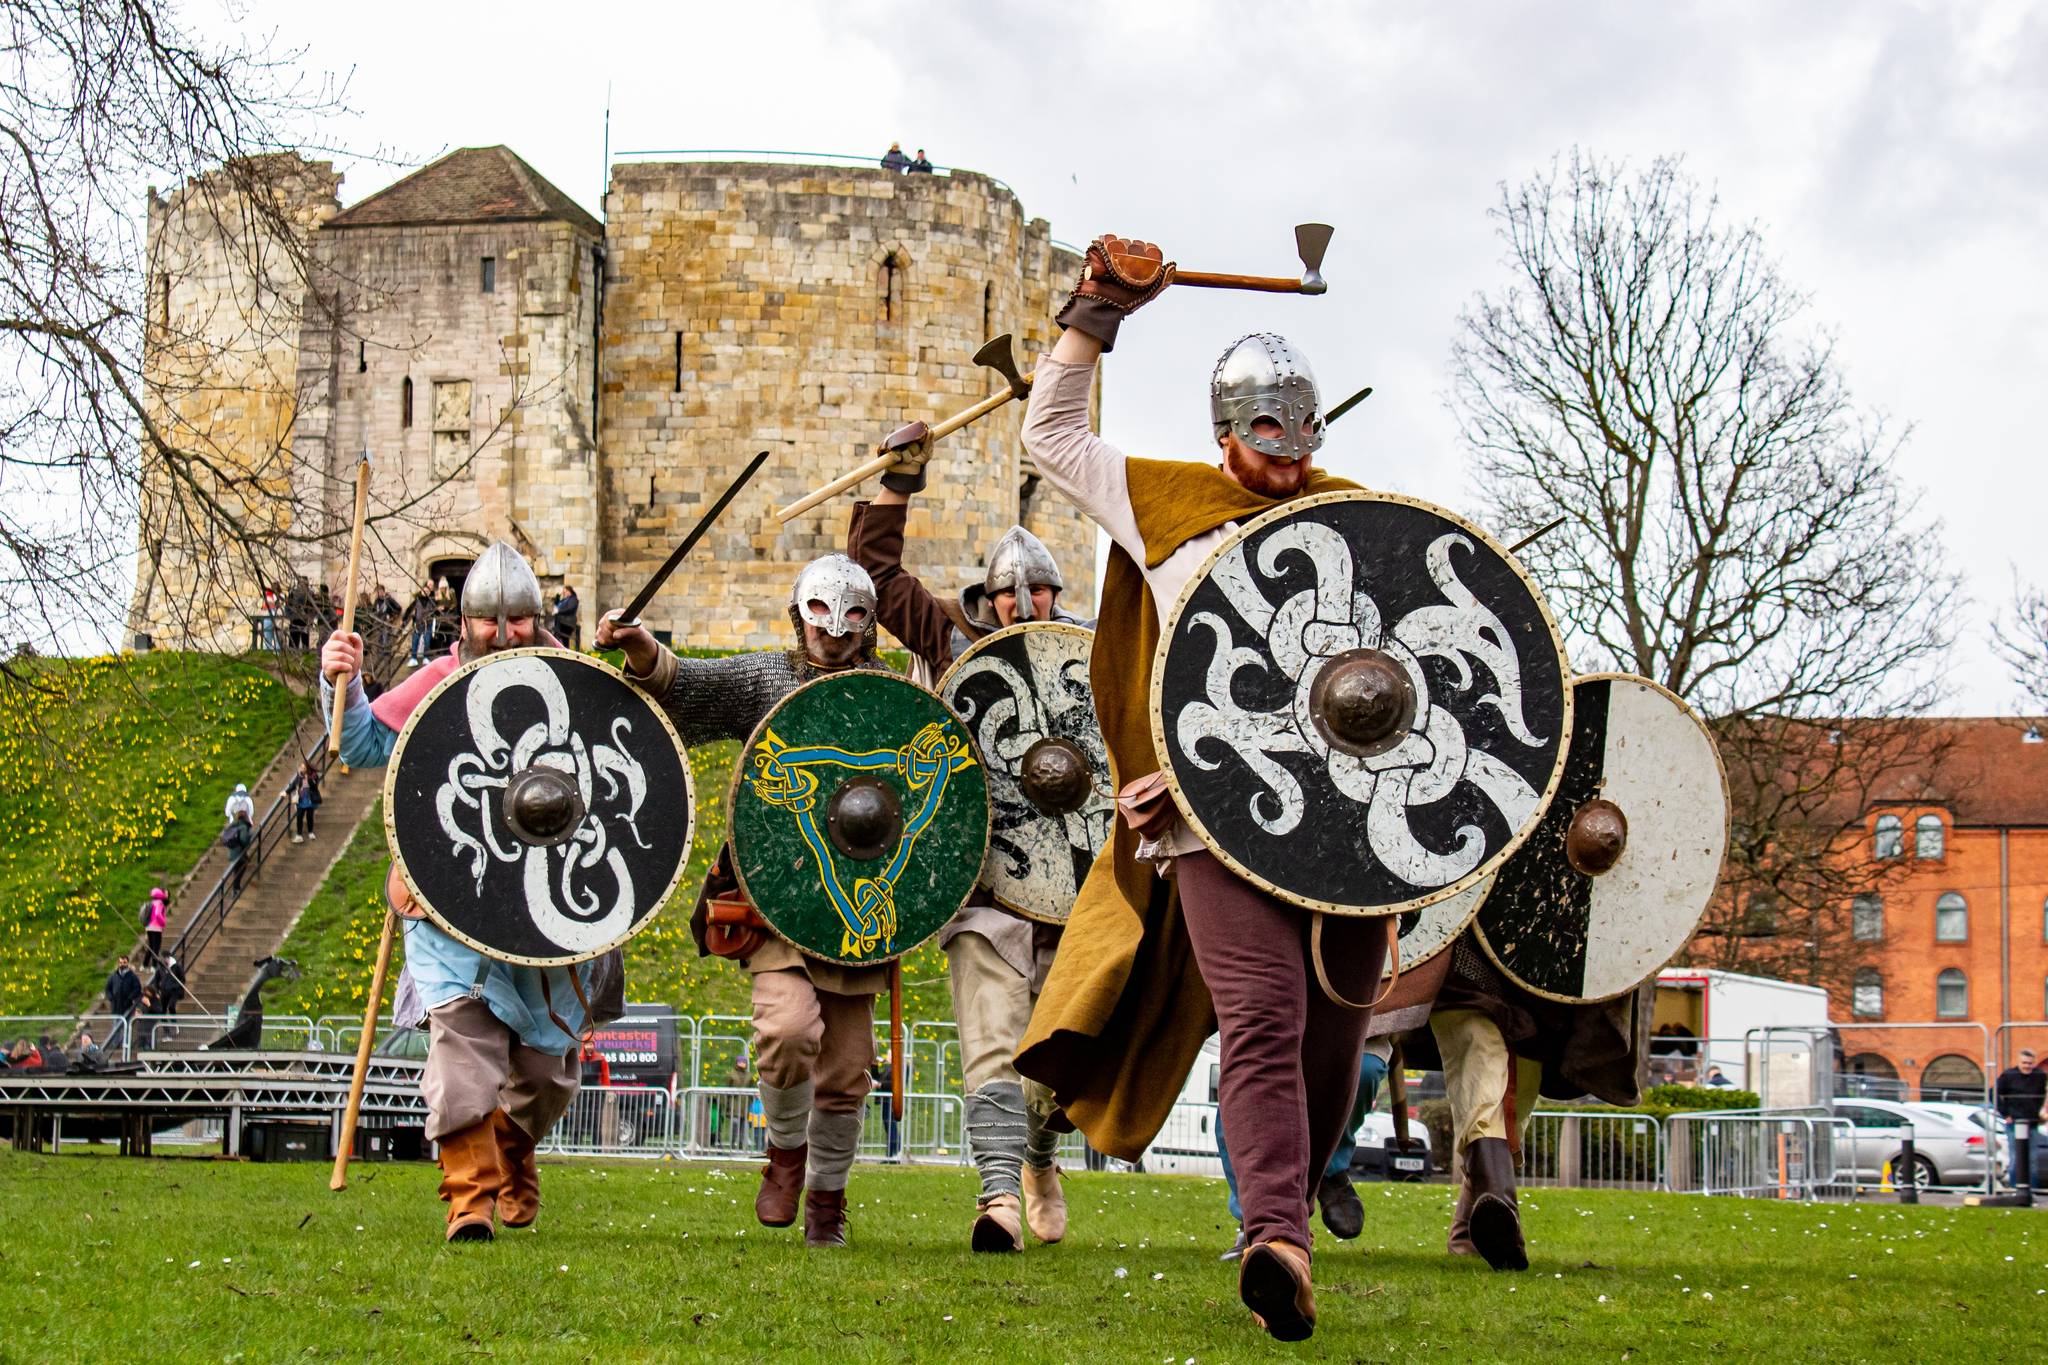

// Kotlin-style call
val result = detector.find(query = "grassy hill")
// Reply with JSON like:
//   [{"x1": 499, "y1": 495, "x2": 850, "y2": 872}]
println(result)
[{"x1": 0, "y1": 653, "x2": 304, "y2": 1015}]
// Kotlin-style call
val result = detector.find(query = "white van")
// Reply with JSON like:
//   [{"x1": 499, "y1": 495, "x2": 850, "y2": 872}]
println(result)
[{"x1": 1141, "y1": 1036, "x2": 1223, "y2": 1176}]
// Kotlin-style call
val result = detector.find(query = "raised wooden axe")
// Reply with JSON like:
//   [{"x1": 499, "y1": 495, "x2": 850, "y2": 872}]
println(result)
[
  {"x1": 773, "y1": 333, "x2": 1035, "y2": 524},
  {"x1": 1133, "y1": 223, "x2": 1333, "y2": 296}
]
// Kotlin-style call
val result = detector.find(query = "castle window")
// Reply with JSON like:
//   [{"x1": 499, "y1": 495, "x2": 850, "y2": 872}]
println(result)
[
  {"x1": 1852, "y1": 970, "x2": 1883, "y2": 1018},
  {"x1": 401, "y1": 377, "x2": 413, "y2": 430},
  {"x1": 879, "y1": 252, "x2": 900, "y2": 323},
  {"x1": 674, "y1": 332, "x2": 683, "y2": 394},
  {"x1": 481, "y1": 257, "x2": 496, "y2": 293},
  {"x1": 1872, "y1": 814, "x2": 1902, "y2": 860},
  {"x1": 1934, "y1": 892, "x2": 1967, "y2": 943},
  {"x1": 357, "y1": 339, "x2": 367, "y2": 374},
  {"x1": 1934, "y1": 968, "x2": 1967, "y2": 1019},
  {"x1": 983, "y1": 281, "x2": 993, "y2": 340},
  {"x1": 1913, "y1": 814, "x2": 1944, "y2": 860},
  {"x1": 158, "y1": 275, "x2": 170, "y2": 330},
  {"x1": 431, "y1": 379, "x2": 473, "y2": 479},
  {"x1": 1851, "y1": 894, "x2": 1884, "y2": 942}
]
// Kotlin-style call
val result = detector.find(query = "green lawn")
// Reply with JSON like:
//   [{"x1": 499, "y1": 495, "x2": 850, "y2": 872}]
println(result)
[
  {"x1": 0, "y1": 653, "x2": 304, "y2": 1014},
  {"x1": 0, "y1": 1151, "x2": 2033, "y2": 1362}
]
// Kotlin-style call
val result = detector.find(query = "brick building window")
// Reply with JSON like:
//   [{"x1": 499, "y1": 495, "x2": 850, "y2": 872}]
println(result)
[
  {"x1": 1913, "y1": 814, "x2": 1944, "y2": 860},
  {"x1": 1872, "y1": 814, "x2": 1902, "y2": 860},
  {"x1": 401, "y1": 377, "x2": 413, "y2": 430},
  {"x1": 431, "y1": 379, "x2": 473, "y2": 478},
  {"x1": 1851, "y1": 895, "x2": 1884, "y2": 942},
  {"x1": 1852, "y1": 969, "x2": 1883, "y2": 1017},
  {"x1": 481, "y1": 257, "x2": 496, "y2": 293},
  {"x1": 1934, "y1": 892, "x2": 1967, "y2": 942},
  {"x1": 1742, "y1": 893, "x2": 1778, "y2": 936},
  {"x1": 1934, "y1": 968, "x2": 1967, "y2": 1018}
]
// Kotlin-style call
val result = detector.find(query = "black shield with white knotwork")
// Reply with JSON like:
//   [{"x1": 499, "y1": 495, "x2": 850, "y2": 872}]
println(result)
[
  {"x1": 385, "y1": 648, "x2": 694, "y2": 967},
  {"x1": 1150, "y1": 491, "x2": 1571, "y2": 914},
  {"x1": 940, "y1": 622, "x2": 1113, "y2": 924}
]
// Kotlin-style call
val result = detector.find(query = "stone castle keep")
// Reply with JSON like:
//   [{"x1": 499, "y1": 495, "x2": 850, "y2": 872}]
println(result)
[{"x1": 128, "y1": 146, "x2": 1097, "y2": 651}]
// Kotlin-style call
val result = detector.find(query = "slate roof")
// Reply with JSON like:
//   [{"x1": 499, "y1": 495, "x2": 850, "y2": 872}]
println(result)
[
  {"x1": 1863, "y1": 717, "x2": 2048, "y2": 827},
  {"x1": 326, "y1": 145, "x2": 601, "y2": 236}
]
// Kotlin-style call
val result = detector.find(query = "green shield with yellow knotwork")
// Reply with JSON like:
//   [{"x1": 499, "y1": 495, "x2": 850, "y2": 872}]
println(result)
[{"x1": 729, "y1": 671, "x2": 990, "y2": 965}]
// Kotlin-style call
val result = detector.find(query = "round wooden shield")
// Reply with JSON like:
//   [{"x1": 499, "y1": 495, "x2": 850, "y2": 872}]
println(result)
[
  {"x1": 1395, "y1": 876, "x2": 1488, "y2": 970},
  {"x1": 729, "y1": 671, "x2": 989, "y2": 965},
  {"x1": 385, "y1": 647, "x2": 694, "y2": 967},
  {"x1": 1151, "y1": 490, "x2": 1572, "y2": 915},
  {"x1": 938, "y1": 622, "x2": 1112, "y2": 924},
  {"x1": 1474, "y1": 673, "x2": 1729, "y2": 1003}
]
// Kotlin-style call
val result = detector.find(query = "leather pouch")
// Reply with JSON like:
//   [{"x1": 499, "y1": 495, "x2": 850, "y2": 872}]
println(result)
[
  {"x1": 1115, "y1": 770, "x2": 1176, "y2": 840},
  {"x1": 705, "y1": 897, "x2": 770, "y2": 960}
]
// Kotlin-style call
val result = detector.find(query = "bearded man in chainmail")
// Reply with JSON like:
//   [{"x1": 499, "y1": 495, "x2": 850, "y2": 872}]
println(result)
[
  {"x1": 598, "y1": 554, "x2": 888, "y2": 1249},
  {"x1": 846, "y1": 472, "x2": 1090, "y2": 1253}
]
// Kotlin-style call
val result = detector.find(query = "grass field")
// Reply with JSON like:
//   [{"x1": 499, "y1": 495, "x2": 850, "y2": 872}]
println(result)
[
  {"x1": 1, "y1": 1149, "x2": 2034, "y2": 1362},
  {"x1": 0, "y1": 654, "x2": 304, "y2": 1014}
]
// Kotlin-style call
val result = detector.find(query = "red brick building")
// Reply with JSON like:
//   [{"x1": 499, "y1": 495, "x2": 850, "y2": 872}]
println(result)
[{"x1": 1835, "y1": 719, "x2": 2048, "y2": 1100}]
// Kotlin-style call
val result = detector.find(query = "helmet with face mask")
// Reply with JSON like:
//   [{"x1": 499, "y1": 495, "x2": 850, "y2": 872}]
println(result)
[
  {"x1": 790, "y1": 554, "x2": 878, "y2": 638},
  {"x1": 982, "y1": 526, "x2": 1064, "y2": 623},
  {"x1": 461, "y1": 541, "x2": 544, "y2": 638},
  {"x1": 1210, "y1": 332, "x2": 1324, "y2": 463}
]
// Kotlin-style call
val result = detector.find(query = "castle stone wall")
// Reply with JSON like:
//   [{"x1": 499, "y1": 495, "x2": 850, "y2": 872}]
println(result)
[{"x1": 597, "y1": 162, "x2": 1097, "y2": 647}]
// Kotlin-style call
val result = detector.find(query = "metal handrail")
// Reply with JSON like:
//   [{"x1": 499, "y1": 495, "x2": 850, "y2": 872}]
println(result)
[{"x1": 607, "y1": 147, "x2": 1019, "y2": 201}]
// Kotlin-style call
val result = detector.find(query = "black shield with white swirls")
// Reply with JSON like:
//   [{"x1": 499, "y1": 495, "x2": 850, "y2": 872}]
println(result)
[
  {"x1": 387, "y1": 649, "x2": 693, "y2": 965},
  {"x1": 1154, "y1": 493, "x2": 1569, "y2": 912}
]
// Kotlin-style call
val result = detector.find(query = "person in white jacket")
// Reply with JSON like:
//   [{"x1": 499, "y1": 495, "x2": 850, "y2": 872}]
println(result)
[{"x1": 223, "y1": 783, "x2": 254, "y2": 824}]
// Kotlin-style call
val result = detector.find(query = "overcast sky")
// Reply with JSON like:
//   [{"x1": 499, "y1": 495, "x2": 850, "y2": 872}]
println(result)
[{"x1": 195, "y1": 0, "x2": 2045, "y2": 711}]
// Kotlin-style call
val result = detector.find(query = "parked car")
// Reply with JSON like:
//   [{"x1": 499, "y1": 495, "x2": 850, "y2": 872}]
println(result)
[
  {"x1": 1828, "y1": 1098, "x2": 1988, "y2": 1189},
  {"x1": 1912, "y1": 1101, "x2": 2013, "y2": 1182},
  {"x1": 1348, "y1": 1110, "x2": 1431, "y2": 1181}
]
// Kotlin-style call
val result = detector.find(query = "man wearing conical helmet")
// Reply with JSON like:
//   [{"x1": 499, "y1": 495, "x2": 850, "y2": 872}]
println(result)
[
  {"x1": 1011, "y1": 237, "x2": 1388, "y2": 1342},
  {"x1": 322, "y1": 541, "x2": 622, "y2": 1244},
  {"x1": 843, "y1": 456, "x2": 1093, "y2": 1253}
]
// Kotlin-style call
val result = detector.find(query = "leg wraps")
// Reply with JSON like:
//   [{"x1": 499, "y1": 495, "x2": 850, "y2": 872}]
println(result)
[
  {"x1": 806, "y1": 1109, "x2": 864, "y2": 1192},
  {"x1": 760, "y1": 1078, "x2": 814, "y2": 1152},
  {"x1": 1022, "y1": 1078, "x2": 1060, "y2": 1169},
  {"x1": 966, "y1": 1080, "x2": 1030, "y2": 1203}
]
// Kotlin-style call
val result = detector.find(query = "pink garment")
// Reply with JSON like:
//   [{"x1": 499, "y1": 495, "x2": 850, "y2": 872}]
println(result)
[
  {"x1": 369, "y1": 643, "x2": 461, "y2": 730},
  {"x1": 146, "y1": 896, "x2": 168, "y2": 931}
]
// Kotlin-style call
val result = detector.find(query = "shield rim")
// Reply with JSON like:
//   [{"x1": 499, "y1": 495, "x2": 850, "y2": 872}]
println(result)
[
  {"x1": 1147, "y1": 488, "x2": 1575, "y2": 917},
  {"x1": 382, "y1": 645, "x2": 696, "y2": 967},
  {"x1": 938, "y1": 620, "x2": 1109, "y2": 925},
  {"x1": 1472, "y1": 670, "x2": 1731, "y2": 1004},
  {"x1": 1399, "y1": 875, "x2": 1490, "y2": 971},
  {"x1": 726, "y1": 669, "x2": 992, "y2": 965}
]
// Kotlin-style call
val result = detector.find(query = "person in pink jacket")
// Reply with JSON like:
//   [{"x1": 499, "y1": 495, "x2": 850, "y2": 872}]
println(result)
[{"x1": 142, "y1": 888, "x2": 169, "y2": 966}]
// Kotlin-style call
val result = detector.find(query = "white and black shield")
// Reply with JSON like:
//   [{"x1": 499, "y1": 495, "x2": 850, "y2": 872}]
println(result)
[
  {"x1": 1474, "y1": 673, "x2": 1729, "y2": 1003},
  {"x1": 939, "y1": 622, "x2": 1113, "y2": 924},
  {"x1": 1150, "y1": 490, "x2": 1572, "y2": 915},
  {"x1": 385, "y1": 648, "x2": 694, "y2": 966}
]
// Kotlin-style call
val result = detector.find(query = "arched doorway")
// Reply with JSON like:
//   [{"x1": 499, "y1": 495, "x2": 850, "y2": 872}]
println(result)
[
  {"x1": 1918, "y1": 1054, "x2": 1985, "y2": 1102},
  {"x1": 1842, "y1": 1052, "x2": 1903, "y2": 1101},
  {"x1": 424, "y1": 556, "x2": 473, "y2": 657}
]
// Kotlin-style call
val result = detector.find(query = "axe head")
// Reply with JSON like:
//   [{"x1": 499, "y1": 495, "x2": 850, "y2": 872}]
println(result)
[
  {"x1": 1294, "y1": 223, "x2": 1333, "y2": 296},
  {"x1": 974, "y1": 332, "x2": 1031, "y2": 399}
]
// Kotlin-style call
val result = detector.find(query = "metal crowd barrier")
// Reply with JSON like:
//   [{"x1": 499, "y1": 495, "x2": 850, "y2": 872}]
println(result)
[
  {"x1": 1521, "y1": 1110, "x2": 1666, "y2": 1191},
  {"x1": 1662, "y1": 1112, "x2": 1853, "y2": 1198}
]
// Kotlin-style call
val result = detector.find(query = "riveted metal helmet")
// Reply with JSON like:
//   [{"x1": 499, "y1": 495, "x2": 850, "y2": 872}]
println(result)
[
  {"x1": 462, "y1": 541, "x2": 544, "y2": 638},
  {"x1": 1210, "y1": 332, "x2": 1324, "y2": 463},
  {"x1": 984, "y1": 526, "x2": 1064, "y2": 623},
  {"x1": 791, "y1": 554, "x2": 878, "y2": 638}
]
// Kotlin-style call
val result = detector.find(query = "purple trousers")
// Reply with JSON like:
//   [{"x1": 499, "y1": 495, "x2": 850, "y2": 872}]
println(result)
[{"x1": 1176, "y1": 851, "x2": 1384, "y2": 1251}]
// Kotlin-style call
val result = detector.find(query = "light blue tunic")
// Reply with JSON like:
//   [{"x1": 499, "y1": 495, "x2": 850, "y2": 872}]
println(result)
[{"x1": 328, "y1": 676, "x2": 591, "y2": 1055}]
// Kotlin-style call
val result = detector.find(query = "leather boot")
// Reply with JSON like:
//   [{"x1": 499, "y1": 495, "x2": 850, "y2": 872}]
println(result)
[
  {"x1": 493, "y1": 1110, "x2": 540, "y2": 1229},
  {"x1": 1021, "y1": 1162, "x2": 1067, "y2": 1244},
  {"x1": 1317, "y1": 1168, "x2": 1364, "y2": 1240},
  {"x1": 1446, "y1": 1179, "x2": 1477, "y2": 1256},
  {"x1": 436, "y1": 1117, "x2": 503, "y2": 1243},
  {"x1": 1239, "y1": 1238, "x2": 1315, "y2": 1342},
  {"x1": 1465, "y1": 1136, "x2": 1528, "y2": 1271},
  {"x1": 972, "y1": 1192, "x2": 1024, "y2": 1253},
  {"x1": 804, "y1": 1187, "x2": 848, "y2": 1248},
  {"x1": 756, "y1": 1142, "x2": 806, "y2": 1228}
]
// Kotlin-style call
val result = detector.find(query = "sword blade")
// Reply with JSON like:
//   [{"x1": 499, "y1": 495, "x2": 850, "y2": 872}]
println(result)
[
  {"x1": 1508, "y1": 516, "x2": 1568, "y2": 555},
  {"x1": 1325, "y1": 385, "x2": 1374, "y2": 426},
  {"x1": 618, "y1": 450, "x2": 771, "y2": 627}
]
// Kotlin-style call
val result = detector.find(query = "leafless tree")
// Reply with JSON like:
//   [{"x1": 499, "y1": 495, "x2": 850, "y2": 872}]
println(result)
[
  {"x1": 1449, "y1": 151, "x2": 1961, "y2": 998},
  {"x1": 0, "y1": 0, "x2": 541, "y2": 688},
  {"x1": 1993, "y1": 577, "x2": 2048, "y2": 717}
]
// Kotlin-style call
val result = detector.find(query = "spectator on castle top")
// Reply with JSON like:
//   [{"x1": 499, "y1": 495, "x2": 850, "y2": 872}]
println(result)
[
  {"x1": 880, "y1": 141, "x2": 909, "y2": 172},
  {"x1": 552, "y1": 583, "x2": 581, "y2": 650},
  {"x1": 287, "y1": 761, "x2": 321, "y2": 844},
  {"x1": 407, "y1": 582, "x2": 436, "y2": 665},
  {"x1": 224, "y1": 782, "x2": 255, "y2": 824},
  {"x1": 373, "y1": 583, "x2": 402, "y2": 624},
  {"x1": 908, "y1": 148, "x2": 934, "y2": 174},
  {"x1": 141, "y1": 888, "x2": 169, "y2": 966},
  {"x1": 285, "y1": 578, "x2": 314, "y2": 650}
]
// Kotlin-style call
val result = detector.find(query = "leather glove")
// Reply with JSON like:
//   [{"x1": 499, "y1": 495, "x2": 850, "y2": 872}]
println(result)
[
  {"x1": 1055, "y1": 235, "x2": 1175, "y2": 353},
  {"x1": 877, "y1": 420, "x2": 932, "y2": 495}
]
